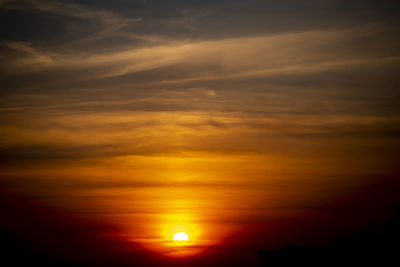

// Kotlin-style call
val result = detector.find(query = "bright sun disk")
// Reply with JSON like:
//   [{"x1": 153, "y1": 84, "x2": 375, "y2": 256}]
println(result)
[{"x1": 173, "y1": 232, "x2": 189, "y2": 241}]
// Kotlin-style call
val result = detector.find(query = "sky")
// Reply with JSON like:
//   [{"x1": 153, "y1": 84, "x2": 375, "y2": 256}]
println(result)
[{"x1": 1, "y1": 0, "x2": 400, "y2": 266}]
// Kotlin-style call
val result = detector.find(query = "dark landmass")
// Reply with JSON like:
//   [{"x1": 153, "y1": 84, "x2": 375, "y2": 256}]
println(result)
[
  {"x1": 258, "y1": 214, "x2": 400, "y2": 267},
  {"x1": 1, "y1": 214, "x2": 399, "y2": 267}
]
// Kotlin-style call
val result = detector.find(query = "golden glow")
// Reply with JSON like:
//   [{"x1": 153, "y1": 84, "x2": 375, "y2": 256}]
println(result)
[
  {"x1": 173, "y1": 232, "x2": 189, "y2": 241},
  {"x1": 162, "y1": 214, "x2": 196, "y2": 245}
]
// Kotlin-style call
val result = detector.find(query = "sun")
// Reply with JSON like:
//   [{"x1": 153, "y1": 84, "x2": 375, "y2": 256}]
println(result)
[{"x1": 173, "y1": 232, "x2": 189, "y2": 241}]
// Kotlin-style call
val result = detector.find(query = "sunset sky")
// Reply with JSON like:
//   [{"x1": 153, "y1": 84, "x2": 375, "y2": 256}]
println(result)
[{"x1": 1, "y1": 1, "x2": 400, "y2": 266}]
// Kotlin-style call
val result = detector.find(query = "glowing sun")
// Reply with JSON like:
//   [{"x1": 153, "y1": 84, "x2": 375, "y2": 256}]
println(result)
[{"x1": 173, "y1": 232, "x2": 189, "y2": 241}]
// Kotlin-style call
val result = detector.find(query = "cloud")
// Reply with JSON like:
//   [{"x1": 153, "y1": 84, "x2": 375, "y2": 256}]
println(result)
[
  {"x1": 0, "y1": 0, "x2": 142, "y2": 53},
  {"x1": 2, "y1": 24, "x2": 399, "y2": 89},
  {"x1": 57, "y1": 0, "x2": 400, "y2": 41}
]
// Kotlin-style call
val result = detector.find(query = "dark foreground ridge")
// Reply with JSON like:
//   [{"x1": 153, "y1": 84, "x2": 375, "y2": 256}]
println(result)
[
  {"x1": 258, "y1": 215, "x2": 400, "y2": 267},
  {"x1": 1, "y1": 214, "x2": 399, "y2": 267}
]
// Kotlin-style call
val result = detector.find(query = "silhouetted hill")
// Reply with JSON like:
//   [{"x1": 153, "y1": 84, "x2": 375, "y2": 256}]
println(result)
[
  {"x1": 0, "y1": 229, "x2": 78, "y2": 266},
  {"x1": 258, "y1": 214, "x2": 400, "y2": 267}
]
